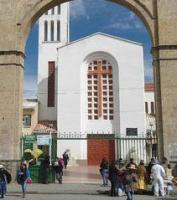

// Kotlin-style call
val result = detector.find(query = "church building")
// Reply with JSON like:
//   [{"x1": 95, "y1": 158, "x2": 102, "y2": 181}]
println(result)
[{"x1": 37, "y1": 3, "x2": 146, "y2": 165}]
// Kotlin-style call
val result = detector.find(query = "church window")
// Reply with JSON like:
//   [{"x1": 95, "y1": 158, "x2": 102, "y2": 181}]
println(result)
[
  {"x1": 145, "y1": 102, "x2": 148, "y2": 113},
  {"x1": 51, "y1": 8, "x2": 55, "y2": 15},
  {"x1": 87, "y1": 59, "x2": 114, "y2": 120},
  {"x1": 44, "y1": 21, "x2": 48, "y2": 41},
  {"x1": 51, "y1": 21, "x2": 54, "y2": 41},
  {"x1": 48, "y1": 61, "x2": 55, "y2": 107},
  {"x1": 151, "y1": 102, "x2": 155, "y2": 114},
  {"x1": 57, "y1": 20, "x2": 60, "y2": 41},
  {"x1": 57, "y1": 5, "x2": 61, "y2": 14}
]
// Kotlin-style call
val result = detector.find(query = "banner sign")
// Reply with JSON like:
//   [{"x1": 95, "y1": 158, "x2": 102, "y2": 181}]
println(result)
[{"x1": 37, "y1": 135, "x2": 50, "y2": 145}]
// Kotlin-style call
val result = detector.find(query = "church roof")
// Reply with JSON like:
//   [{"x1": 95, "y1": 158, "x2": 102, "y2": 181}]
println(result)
[
  {"x1": 33, "y1": 120, "x2": 57, "y2": 133},
  {"x1": 145, "y1": 83, "x2": 154, "y2": 91},
  {"x1": 59, "y1": 32, "x2": 143, "y2": 49}
]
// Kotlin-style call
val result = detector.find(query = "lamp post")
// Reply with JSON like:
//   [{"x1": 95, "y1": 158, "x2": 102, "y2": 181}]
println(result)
[{"x1": 48, "y1": 124, "x2": 53, "y2": 165}]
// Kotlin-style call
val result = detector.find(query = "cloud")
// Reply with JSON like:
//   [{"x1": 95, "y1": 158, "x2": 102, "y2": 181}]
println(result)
[
  {"x1": 104, "y1": 12, "x2": 144, "y2": 31},
  {"x1": 70, "y1": 0, "x2": 90, "y2": 20}
]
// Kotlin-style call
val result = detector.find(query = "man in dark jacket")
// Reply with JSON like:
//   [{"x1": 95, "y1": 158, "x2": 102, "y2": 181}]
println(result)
[
  {"x1": 109, "y1": 161, "x2": 118, "y2": 196},
  {"x1": 0, "y1": 165, "x2": 11, "y2": 198}
]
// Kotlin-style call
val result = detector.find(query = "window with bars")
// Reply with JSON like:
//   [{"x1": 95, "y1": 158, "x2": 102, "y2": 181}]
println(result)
[
  {"x1": 87, "y1": 59, "x2": 114, "y2": 120},
  {"x1": 23, "y1": 115, "x2": 31, "y2": 127}
]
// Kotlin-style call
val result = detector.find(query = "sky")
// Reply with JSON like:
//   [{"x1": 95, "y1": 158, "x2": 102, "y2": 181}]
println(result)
[{"x1": 24, "y1": 0, "x2": 153, "y2": 98}]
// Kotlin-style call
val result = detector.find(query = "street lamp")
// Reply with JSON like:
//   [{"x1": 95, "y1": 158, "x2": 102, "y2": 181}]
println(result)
[{"x1": 48, "y1": 123, "x2": 53, "y2": 165}]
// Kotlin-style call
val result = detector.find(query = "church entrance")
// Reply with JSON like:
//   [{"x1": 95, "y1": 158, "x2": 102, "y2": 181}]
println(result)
[{"x1": 87, "y1": 134, "x2": 115, "y2": 165}]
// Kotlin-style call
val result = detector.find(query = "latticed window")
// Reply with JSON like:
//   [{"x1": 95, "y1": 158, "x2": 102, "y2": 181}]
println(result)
[{"x1": 87, "y1": 59, "x2": 114, "y2": 120}]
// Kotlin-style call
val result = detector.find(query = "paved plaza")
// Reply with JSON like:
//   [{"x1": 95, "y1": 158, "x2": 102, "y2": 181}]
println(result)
[
  {"x1": 3, "y1": 166, "x2": 177, "y2": 200},
  {"x1": 5, "y1": 183, "x2": 177, "y2": 200}
]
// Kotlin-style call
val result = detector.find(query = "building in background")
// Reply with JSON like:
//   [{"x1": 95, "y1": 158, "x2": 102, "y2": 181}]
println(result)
[
  {"x1": 57, "y1": 32, "x2": 146, "y2": 164},
  {"x1": 37, "y1": 3, "x2": 69, "y2": 122},
  {"x1": 23, "y1": 99, "x2": 38, "y2": 135},
  {"x1": 36, "y1": 2, "x2": 155, "y2": 165}
]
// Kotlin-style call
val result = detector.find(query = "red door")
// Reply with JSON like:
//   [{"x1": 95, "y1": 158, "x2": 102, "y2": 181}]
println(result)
[{"x1": 87, "y1": 137, "x2": 115, "y2": 165}]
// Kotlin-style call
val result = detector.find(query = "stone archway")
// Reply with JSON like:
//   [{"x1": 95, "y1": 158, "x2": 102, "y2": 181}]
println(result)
[{"x1": 0, "y1": 0, "x2": 177, "y2": 170}]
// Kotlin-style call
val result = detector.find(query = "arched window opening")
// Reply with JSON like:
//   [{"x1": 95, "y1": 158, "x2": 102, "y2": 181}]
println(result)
[
  {"x1": 51, "y1": 8, "x2": 55, "y2": 15},
  {"x1": 87, "y1": 59, "x2": 114, "y2": 120},
  {"x1": 44, "y1": 21, "x2": 48, "y2": 41},
  {"x1": 145, "y1": 102, "x2": 148, "y2": 113},
  {"x1": 51, "y1": 20, "x2": 54, "y2": 41},
  {"x1": 57, "y1": 20, "x2": 60, "y2": 41},
  {"x1": 57, "y1": 5, "x2": 60, "y2": 14},
  {"x1": 151, "y1": 102, "x2": 155, "y2": 115}
]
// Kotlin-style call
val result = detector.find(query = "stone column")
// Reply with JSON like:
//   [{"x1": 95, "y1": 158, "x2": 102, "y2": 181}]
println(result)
[
  {"x1": 152, "y1": 47, "x2": 164, "y2": 161},
  {"x1": 0, "y1": 51, "x2": 24, "y2": 176},
  {"x1": 158, "y1": 47, "x2": 177, "y2": 161}
]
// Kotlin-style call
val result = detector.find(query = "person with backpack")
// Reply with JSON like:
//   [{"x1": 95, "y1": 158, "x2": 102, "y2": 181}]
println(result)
[
  {"x1": 52, "y1": 157, "x2": 64, "y2": 184},
  {"x1": 100, "y1": 157, "x2": 109, "y2": 186},
  {"x1": 17, "y1": 162, "x2": 30, "y2": 198},
  {"x1": 0, "y1": 165, "x2": 11, "y2": 198}
]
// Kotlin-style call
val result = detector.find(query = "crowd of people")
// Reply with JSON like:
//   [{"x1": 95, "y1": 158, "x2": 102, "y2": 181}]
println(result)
[
  {"x1": 1, "y1": 153, "x2": 177, "y2": 199},
  {"x1": 100, "y1": 157, "x2": 177, "y2": 199},
  {"x1": 0, "y1": 151, "x2": 70, "y2": 198}
]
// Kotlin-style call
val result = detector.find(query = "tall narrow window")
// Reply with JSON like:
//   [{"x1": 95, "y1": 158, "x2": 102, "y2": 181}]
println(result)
[
  {"x1": 151, "y1": 102, "x2": 155, "y2": 114},
  {"x1": 51, "y1": 21, "x2": 54, "y2": 41},
  {"x1": 57, "y1": 5, "x2": 60, "y2": 14},
  {"x1": 48, "y1": 62, "x2": 55, "y2": 107},
  {"x1": 51, "y1": 8, "x2": 55, "y2": 15},
  {"x1": 145, "y1": 102, "x2": 148, "y2": 113},
  {"x1": 44, "y1": 21, "x2": 48, "y2": 41},
  {"x1": 57, "y1": 20, "x2": 60, "y2": 41},
  {"x1": 45, "y1": 11, "x2": 48, "y2": 15},
  {"x1": 87, "y1": 59, "x2": 114, "y2": 120}
]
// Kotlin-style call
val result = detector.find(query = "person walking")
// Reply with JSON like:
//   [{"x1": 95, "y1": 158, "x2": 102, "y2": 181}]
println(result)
[
  {"x1": 63, "y1": 152, "x2": 69, "y2": 169},
  {"x1": 109, "y1": 161, "x2": 118, "y2": 196},
  {"x1": 123, "y1": 165, "x2": 137, "y2": 200},
  {"x1": 151, "y1": 159, "x2": 165, "y2": 197},
  {"x1": 0, "y1": 165, "x2": 11, "y2": 199},
  {"x1": 100, "y1": 157, "x2": 109, "y2": 186},
  {"x1": 136, "y1": 160, "x2": 147, "y2": 194},
  {"x1": 41, "y1": 155, "x2": 50, "y2": 184},
  {"x1": 52, "y1": 157, "x2": 64, "y2": 184},
  {"x1": 17, "y1": 163, "x2": 30, "y2": 198},
  {"x1": 116, "y1": 159, "x2": 126, "y2": 196}
]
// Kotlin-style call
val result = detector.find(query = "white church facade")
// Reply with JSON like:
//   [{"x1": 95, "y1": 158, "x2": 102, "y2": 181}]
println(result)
[
  {"x1": 57, "y1": 33, "x2": 146, "y2": 164},
  {"x1": 36, "y1": 2, "x2": 149, "y2": 165}
]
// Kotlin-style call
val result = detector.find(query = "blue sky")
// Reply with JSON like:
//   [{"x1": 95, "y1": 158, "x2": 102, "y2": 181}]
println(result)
[{"x1": 24, "y1": 0, "x2": 153, "y2": 98}]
